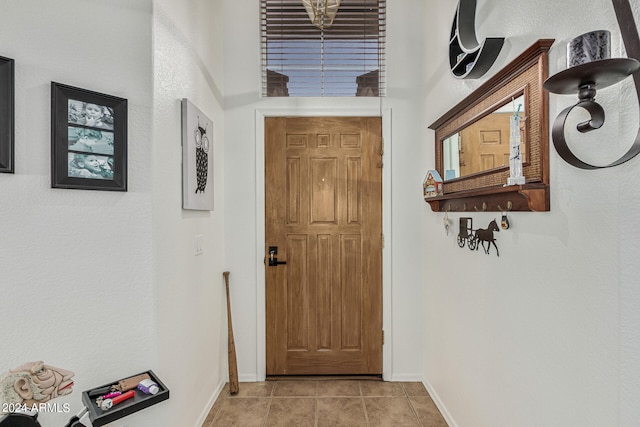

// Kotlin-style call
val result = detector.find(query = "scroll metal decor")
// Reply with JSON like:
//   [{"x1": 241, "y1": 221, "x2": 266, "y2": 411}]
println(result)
[
  {"x1": 543, "y1": 0, "x2": 640, "y2": 169},
  {"x1": 448, "y1": 0, "x2": 504, "y2": 79}
]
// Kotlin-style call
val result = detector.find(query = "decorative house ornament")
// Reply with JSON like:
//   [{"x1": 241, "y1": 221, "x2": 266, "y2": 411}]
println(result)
[
  {"x1": 543, "y1": 0, "x2": 640, "y2": 169},
  {"x1": 301, "y1": 0, "x2": 341, "y2": 29},
  {"x1": 423, "y1": 170, "x2": 443, "y2": 199}
]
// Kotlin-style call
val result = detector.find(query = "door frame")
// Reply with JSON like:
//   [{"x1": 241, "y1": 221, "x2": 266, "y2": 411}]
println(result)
[{"x1": 254, "y1": 107, "x2": 393, "y2": 381}]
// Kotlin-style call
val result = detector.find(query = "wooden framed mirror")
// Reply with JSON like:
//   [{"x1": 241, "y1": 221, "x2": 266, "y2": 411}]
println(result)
[{"x1": 427, "y1": 39, "x2": 554, "y2": 212}]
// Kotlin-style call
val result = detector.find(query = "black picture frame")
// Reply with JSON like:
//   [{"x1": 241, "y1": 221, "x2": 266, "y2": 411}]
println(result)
[
  {"x1": 0, "y1": 56, "x2": 15, "y2": 173},
  {"x1": 51, "y1": 82, "x2": 127, "y2": 191}
]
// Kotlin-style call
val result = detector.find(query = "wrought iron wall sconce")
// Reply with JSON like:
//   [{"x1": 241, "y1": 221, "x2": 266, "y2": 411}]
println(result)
[{"x1": 543, "y1": 0, "x2": 640, "y2": 169}]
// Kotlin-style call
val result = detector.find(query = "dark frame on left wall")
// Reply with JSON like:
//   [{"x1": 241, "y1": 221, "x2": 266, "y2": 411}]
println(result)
[
  {"x1": 0, "y1": 56, "x2": 15, "y2": 173},
  {"x1": 51, "y1": 82, "x2": 128, "y2": 191}
]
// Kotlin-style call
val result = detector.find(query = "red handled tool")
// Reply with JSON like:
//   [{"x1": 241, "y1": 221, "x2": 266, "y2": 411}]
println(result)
[{"x1": 100, "y1": 389, "x2": 135, "y2": 410}]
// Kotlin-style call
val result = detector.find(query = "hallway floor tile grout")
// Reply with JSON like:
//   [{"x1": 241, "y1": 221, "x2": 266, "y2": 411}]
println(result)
[{"x1": 202, "y1": 380, "x2": 448, "y2": 426}]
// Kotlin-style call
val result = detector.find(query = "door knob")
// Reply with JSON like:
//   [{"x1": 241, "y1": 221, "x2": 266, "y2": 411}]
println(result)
[{"x1": 268, "y1": 246, "x2": 287, "y2": 267}]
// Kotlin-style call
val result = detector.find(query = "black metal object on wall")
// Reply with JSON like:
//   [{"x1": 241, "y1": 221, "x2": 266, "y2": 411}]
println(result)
[
  {"x1": 544, "y1": 0, "x2": 640, "y2": 169},
  {"x1": 457, "y1": 217, "x2": 500, "y2": 256}
]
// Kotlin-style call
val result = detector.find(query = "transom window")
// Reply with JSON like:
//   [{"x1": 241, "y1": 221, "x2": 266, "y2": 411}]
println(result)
[{"x1": 261, "y1": 0, "x2": 386, "y2": 97}]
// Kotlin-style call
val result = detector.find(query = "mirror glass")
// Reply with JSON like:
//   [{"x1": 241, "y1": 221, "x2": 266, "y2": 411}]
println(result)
[{"x1": 443, "y1": 94, "x2": 526, "y2": 180}]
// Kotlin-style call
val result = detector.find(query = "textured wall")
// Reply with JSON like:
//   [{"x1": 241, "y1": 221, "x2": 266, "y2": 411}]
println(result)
[
  {"x1": 152, "y1": 0, "x2": 227, "y2": 426},
  {"x1": 0, "y1": 1, "x2": 227, "y2": 426},
  {"x1": 421, "y1": 1, "x2": 640, "y2": 426},
  {"x1": 0, "y1": 1, "x2": 155, "y2": 426},
  {"x1": 3, "y1": 1, "x2": 638, "y2": 426}
]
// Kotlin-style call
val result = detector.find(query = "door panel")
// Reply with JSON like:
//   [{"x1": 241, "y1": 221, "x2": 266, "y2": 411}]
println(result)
[
  {"x1": 265, "y1": 116, "x2": 382, "y2": 376},
  {"x1": 310, "y1": 158, "x2": 337, "y2": 223},
  {"x1": 460, "y1": 112, "x2": 512, "y2": 176}
]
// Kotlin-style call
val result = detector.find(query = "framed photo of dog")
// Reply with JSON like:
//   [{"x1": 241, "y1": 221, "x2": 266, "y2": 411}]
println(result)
[{"x1": 51, "y1": 82, "x2": 127, "y2": 191}]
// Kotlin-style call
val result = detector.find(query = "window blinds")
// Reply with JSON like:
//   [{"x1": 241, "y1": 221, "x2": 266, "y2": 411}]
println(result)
[{"x1": 261, "y1": 0, "x2": 386, "y2": 97}]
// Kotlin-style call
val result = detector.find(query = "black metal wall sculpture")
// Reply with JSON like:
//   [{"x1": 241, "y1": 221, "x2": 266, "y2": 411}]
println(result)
[
  {"x1": 457, "y1": 217, "x2": 477, "y2": 249},
  {"x1": 457, "y1": 217, "x2": 500, "y2": 256},
  {"x1": 448, "y1": 0, "x2": 504, "y2": 79},
  {"x1": 475, "y1": 219, "x2": 500, "y2": 256},
  {"x1": 544, "y1": 0, "x2": 640, "y2": 169}
]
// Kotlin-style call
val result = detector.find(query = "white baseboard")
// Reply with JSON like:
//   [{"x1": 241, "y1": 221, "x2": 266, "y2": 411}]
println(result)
[
  {"x1": 194, "y1": 379, "x2": 226, "y2": 427},
  {"x1": 239, "y1": 373, "x2": 259, "y2": 382},
  {"x1": 387, "y1": 373, "x2": 423, "y2": 382},
  {"x1": 422, "y1": 377, "x2": 458, "y2": 427}
]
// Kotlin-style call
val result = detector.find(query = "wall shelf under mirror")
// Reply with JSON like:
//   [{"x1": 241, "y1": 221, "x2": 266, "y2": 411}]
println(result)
[
  {"x1": 425, "y1": 183, "x2": 549, "y2": 212},
  {"x1": 428, "y1": 39, "x2": 554, "y2": 212}
]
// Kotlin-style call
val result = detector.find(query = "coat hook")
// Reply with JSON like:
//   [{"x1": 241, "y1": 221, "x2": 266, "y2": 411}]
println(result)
[
  {"x1": 497, "y1": 201, "x2": 513, "y2": 212},
  {"x1": 474, "y1": 202, "x2": 487, "y2": 212}
]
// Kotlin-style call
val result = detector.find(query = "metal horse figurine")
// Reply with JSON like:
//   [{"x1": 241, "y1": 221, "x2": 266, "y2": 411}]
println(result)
[{"x1": 474, "y1": 219, "x2": 500, "y2": 256}]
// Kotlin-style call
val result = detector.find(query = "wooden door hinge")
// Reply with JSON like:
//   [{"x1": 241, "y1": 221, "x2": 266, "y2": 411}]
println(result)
[{"x1": 382, "y1": 330, "x2": 385, "y2": 345}]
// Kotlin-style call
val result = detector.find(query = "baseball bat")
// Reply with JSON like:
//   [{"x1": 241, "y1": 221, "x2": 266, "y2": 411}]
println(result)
[{"x1": 223, "y1": 271, "x2": 239, "y2": 395}]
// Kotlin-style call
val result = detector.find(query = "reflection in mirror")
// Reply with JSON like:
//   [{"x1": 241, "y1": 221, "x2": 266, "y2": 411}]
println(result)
[
  {"x1": 443, "y1": 94, "x2": 526, "y2": 180},
  {"x1": 428, "y1": 39, "x2": 553, "y2": 212}
]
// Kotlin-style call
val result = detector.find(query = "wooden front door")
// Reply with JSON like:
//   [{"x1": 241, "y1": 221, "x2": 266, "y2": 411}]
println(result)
[
  {"x1": 459, "y1": 112, "x2": 513, "y2": 176},
  {"x1": 265, "y1": 116, "x2": 383, "y2": 376}
]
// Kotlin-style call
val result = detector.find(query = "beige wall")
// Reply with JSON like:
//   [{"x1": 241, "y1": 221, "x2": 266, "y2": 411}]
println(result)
[
  {"x1": 0, "y1": 1, "x2": 227, "y2": 426},
  {"x1": 152, "y1": 0, "x2": 227, "y2": 426},
  {"x1": 422, "y1": 1, "x2": 640, "y2": 426},
  {"x1": 0, "y1": 1, "x2": 156, "y2": 426}
]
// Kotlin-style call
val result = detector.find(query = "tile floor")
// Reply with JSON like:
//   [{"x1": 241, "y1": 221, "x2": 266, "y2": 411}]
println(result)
[{"x1": 202, "y1": 380, "x2": 448, "y2": 426}]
